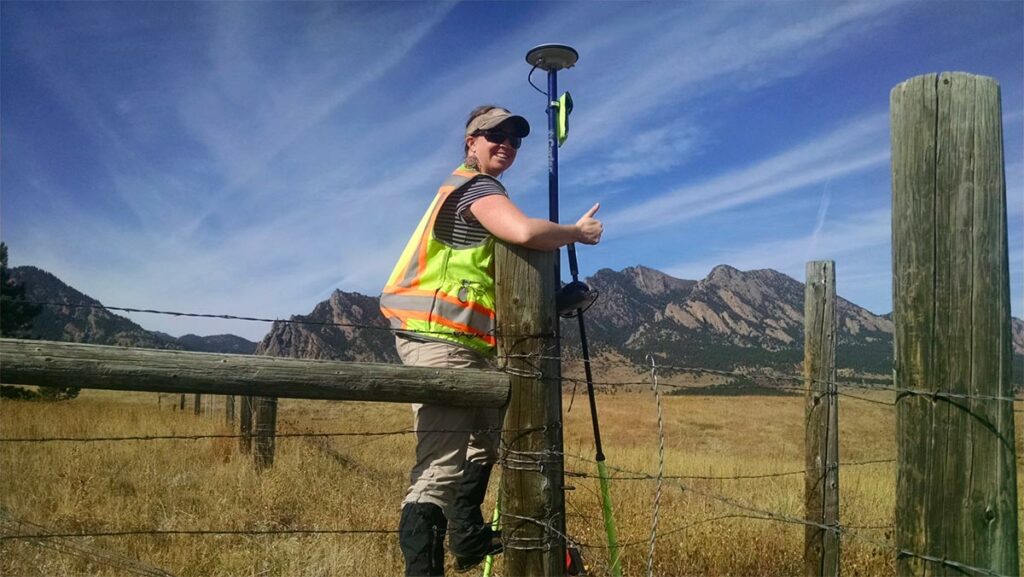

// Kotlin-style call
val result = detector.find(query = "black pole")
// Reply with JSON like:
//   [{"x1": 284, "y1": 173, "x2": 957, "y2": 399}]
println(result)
[
  {"x1": 541, "y1": 56, "x2": 569, "y2": 569},
  {"x1": 541, "y1": 57, "x2": 605, "y2": 463},
  {"x1": 547, "y1": 68, "x2": 559, "y2": 225}
]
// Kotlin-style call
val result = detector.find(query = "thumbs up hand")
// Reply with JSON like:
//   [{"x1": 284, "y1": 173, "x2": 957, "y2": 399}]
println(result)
[{"x1": 575, "y1": 203, "x2": 603, "y2": 245}]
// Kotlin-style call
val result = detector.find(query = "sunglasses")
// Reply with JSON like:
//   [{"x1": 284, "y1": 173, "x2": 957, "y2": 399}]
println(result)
[{"x1": 475, "y1": 130, "x2": 522, "y2": 150}]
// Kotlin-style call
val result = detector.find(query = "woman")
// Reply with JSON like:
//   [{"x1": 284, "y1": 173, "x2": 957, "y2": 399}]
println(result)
[{"x1": 380, "y1": 105, "x2": 602, "y2": 576}]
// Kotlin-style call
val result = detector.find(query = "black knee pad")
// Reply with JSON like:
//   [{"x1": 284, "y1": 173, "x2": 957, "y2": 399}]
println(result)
[{"x1": 399, "y1": 503, "x2": 447, "y2": 576}]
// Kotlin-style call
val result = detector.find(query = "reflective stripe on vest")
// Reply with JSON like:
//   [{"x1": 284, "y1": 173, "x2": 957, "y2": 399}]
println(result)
[{"x1": 379, "y1": 166, "x2": 502, "y2": 354}]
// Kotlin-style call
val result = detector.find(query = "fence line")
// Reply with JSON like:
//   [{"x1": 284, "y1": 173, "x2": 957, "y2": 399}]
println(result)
[
  {"x1": 16, "y1": 301, "x2": 1022, "y2": 409},
  {"x1": 6, "y1": 299, "x2": 1018, "y2": 574},
  {"x1": 26, "y1": 300, "x2": 1020, "y2": 398},
  {"x1": 2, "y1": 368, "x2": 1004, "y2": 576}
]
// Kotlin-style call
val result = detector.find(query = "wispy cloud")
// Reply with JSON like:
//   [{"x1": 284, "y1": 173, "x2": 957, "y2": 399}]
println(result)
[
  {"x1": 602, "y1": 113, "x2": 889, "y2": 234},
  {"x1": 178, "y1": 2, "x2": 459, "y2": 233},
  {"x1": 806, "y1": 180, "x2": 833, "y2": 259},
  {"x1": 557, "y1": 3, "x2": 900, "y2": 189}
]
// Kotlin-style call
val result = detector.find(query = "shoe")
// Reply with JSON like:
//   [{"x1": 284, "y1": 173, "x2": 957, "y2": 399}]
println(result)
[{"x1": 453, "y1": 531, "x2": 502, "y2": 573}]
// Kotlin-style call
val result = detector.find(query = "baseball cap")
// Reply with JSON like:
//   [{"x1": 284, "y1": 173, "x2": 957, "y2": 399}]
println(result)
[{"x1": 466, "y1": 107, "x2": 530, "y2": 138}]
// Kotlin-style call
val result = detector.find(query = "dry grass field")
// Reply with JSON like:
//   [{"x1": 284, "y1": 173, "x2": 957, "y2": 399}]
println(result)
[{"x1": 1, "y1": 378, "x2": 1021, "y2": 576}]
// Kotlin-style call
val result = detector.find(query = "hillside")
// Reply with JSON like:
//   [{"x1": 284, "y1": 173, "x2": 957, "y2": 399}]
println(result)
[{"x1": 8, "y1": 266, "x2": 256, "y2": 354}]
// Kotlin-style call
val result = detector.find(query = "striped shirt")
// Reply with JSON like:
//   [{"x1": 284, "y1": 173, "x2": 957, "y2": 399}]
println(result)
[{"x1": 433, "y1": 176, "x2": 507, "y2": 248}]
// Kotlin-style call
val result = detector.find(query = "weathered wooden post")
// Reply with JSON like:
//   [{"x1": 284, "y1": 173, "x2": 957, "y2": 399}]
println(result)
[
  {"x1": 891, "y1": 72, "x2": 1019, "y2": 575},
  {"x1": 193, "y1": 393, "x2": 202, "y2": 415},
  {"x1": 178, "y1": 393, "x2": 185, "y2": 411},
  {"x1": 496, "y1": 241, "x2": 566, "y2": 577},
  {"x1": 804, "y1": 260, "x2": 839, "y2": 577},
  {"x1": 254, "y1": 396, "x2": 277, "y2": 469},
  {"x1": 225, "y1": 395, "x2": 235, "y2": 425},
  {"x1": 239, "y1": 396, "x2": 253, "y2": 454}
]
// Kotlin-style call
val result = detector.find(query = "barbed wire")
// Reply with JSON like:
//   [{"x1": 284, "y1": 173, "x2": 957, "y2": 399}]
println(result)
[
  {"x1": 0, "y1": 426, "x2": 544, "y2": 444},
  {"x1": 0, "y1": 512, "x2": 179, "y2": 577},
  {"x1": 0, "y1": 527, "x2": 400, "y2": 541},
  {"x1": 563, "y1": 368, "x2": 1018, "y2": 405},
  {"x1": 555, "y1": 366, "x2": 1021, "y2": 407},
  {"x1": 564, "y1": 457, "x2": 894, "y2": 482},
  {"x1": 23, "y1": 300, "x2": 552, "y2": 341}
]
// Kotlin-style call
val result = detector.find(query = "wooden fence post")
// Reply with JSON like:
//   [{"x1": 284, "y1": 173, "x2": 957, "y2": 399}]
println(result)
[
  {"x1": 239, "y1": 396, "x2": 253, "y2": 454},
  {"x1": 254, "y1": 396, "x2": 277, "y2": 470},
  {"x1": 179, "y1": 394, "x2": 185, "y2": 411},
  {"x1": 225, "y1": 395, "x2": 235, "y2": 426},
  {"x1": 496, "y1": 241, "x2": 565, "y2": 577},
  {"x1": 891, "y1": 72, "x2": 1019, "y2": 575},
  {"x1": 193, "y1": 394, "x2": 202, "y2": 415},
  {"x1": 804, "y1": 260, "x2": 839, "y2": 577}
]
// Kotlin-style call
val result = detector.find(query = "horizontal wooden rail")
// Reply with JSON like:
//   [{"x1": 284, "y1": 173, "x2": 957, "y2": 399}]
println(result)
[{"x1": 0, "y1": 339, "x2": 510, "y2": 408}]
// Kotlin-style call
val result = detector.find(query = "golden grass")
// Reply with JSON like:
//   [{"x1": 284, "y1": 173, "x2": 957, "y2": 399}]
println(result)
[{"x1": 0, "y1": 388, "x2": 1020, "y2": 576}]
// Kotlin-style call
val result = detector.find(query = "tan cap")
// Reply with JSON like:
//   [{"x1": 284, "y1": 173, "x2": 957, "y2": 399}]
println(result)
[{"x1": 466, "y1": 107, "x2": 530, "y2": 137}]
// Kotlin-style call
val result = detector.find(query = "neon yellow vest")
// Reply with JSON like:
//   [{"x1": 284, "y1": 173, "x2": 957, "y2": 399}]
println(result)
[{"x1": 380, "y1": 166, "x2": 502, "y2": 355}]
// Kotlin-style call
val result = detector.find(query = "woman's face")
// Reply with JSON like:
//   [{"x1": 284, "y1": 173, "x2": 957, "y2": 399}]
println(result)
[{"x1": 466, "y1": 124, "x2": 518, "y2": 177}]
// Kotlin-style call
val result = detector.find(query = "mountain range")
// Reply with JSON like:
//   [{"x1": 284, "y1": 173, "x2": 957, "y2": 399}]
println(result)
[
  {"x1": 9, "y1": 266, "x2": 257, "y2": 354},
  {"x1": 9, "y1": 264, "x2": 1024, "y2": 383}
]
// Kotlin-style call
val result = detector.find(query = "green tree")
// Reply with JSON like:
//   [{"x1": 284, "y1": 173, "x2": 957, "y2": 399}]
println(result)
[
  {"x1": 1, "y1": 242, "x2": 41, "y2": 337},
  {"x1": 0, "y1": 243, "x2": 78, "y2": 400}
]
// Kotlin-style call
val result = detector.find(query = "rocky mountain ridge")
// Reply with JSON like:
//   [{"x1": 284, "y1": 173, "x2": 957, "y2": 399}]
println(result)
[
  {"x1": 255, "y1": 289, "x2": 397, "y2": 362},
  {"x1": 552, "y1": 265, "x2": 895, "y2": 373}
]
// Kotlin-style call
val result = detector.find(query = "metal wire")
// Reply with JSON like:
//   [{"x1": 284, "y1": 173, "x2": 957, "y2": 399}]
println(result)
[
  {"x1": 0, "y1": 512, "x2": 179, "y2": 577},
  {"x1": 22, "y1": 300, "x2": 552, "y2": 341},
  {"x1": 0, "y1": 528, "x2": 400, "y2": 541},
  {"x1": 564, "y1": 456, "x2": 894, "y2": 483},
  {"x1": 0, "y1": 426, "x2": 544, "y2": 444},
  {"x1": 645, "y1": 354, "x2": 665, "y2": 577}
]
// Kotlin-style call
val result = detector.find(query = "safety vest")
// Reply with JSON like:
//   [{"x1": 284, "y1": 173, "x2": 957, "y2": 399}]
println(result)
[{"x1": 380, "y1": 165, "x2": 502, "y2": 355}]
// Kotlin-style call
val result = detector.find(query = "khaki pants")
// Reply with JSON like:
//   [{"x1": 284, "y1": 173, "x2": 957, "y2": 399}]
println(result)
[{"x1": 396, "y1": 335, "x2": 503, "y2": 512}]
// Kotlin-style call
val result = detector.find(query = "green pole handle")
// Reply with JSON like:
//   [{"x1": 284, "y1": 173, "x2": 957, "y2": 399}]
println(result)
[
  {"x1": 598, "y1": 459, "x2": 622, "y2": 577},
  {"x1": 482, "y1": 494, "x2": 501, "y2": 577}
]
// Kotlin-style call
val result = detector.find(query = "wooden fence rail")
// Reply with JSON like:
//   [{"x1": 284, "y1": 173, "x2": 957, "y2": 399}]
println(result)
[{"x1": 0, "y1": 338, "x2": 509, "y2": 408}]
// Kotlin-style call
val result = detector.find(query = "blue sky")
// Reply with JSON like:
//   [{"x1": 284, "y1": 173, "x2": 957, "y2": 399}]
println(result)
[{"x1": 2, "y1": 1, "x2": 1021, "y2": 342}]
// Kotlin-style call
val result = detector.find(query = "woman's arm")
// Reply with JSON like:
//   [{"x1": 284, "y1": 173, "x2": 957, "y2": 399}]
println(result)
[{"x1": 469, "y1": 194, "x2": 602, "y2": 251}]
